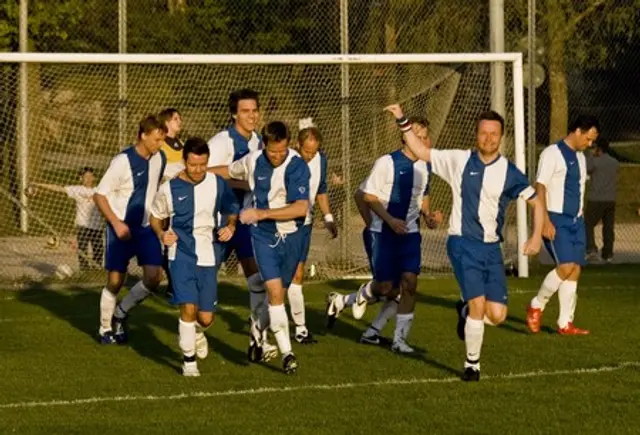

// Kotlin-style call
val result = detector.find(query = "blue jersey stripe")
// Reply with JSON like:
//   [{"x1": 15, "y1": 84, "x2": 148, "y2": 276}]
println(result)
[
  {"x1": 253, "y1": 153, "x2": 277, "y2": 234},
  {"x1": 386, "y1": 151, "x2": 414, "y2": 228},
  {"x1": 123, "y1": 147, "x2": 149, "y2": 229},
  {"x1": 557, "y1": 141, "x2": 581, "y2": 217},
  {"x1": 460, "y1": 154, "x2": 485, "y2": 241},
  {"x1": 169, "y1": 180, "x2": 197, "y2": 264}
]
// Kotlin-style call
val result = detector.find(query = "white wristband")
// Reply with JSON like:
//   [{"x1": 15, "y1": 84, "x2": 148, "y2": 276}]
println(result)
[{"x1": 324, "y1": 213, "x2": 334, "y2": 223}]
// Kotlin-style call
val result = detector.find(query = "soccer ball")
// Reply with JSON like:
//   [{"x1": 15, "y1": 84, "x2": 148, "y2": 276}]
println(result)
[{"x1": 54, "y1": 264, "x2": 74, "y2": 279}]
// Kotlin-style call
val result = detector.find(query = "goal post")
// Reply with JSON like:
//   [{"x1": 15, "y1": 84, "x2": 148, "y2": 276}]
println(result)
[{"x1": 0, "y1": 52, "x2": 528, "y2": 281}]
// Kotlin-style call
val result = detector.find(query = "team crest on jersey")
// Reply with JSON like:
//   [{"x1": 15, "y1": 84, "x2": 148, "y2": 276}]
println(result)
[{"x1": 299, "y1": 186, "x2": 306, "y2": 194}]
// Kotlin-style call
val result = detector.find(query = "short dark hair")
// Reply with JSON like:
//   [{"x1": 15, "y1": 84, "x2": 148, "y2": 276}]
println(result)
[
  {"x1": 138, "y1": 114, "x2": 167, "y2": 139},
  {"x1": 568, "y1": 114, "x2": 600, "y2": 134},
  {"x1": 262, "y1": 121, "x2": 290, "y2": 146},
  {"x1": 400, "y1": 116, "x2": 430, "y2": 144},
  {"x1": 229, "y1": 89, "x2": 260, "y2": 115},
  {"x1": 182, "y1": 137, "x2": 210, "y2": 161},
  {"x1": 298, "y1": 126, "x2": 322, "y2": 146},
  {"x1": 476, "y1": 110, "x2": 505, "y2": 135},
  {"x1": 157, "y1": 107, "x2": 180, "y2": 125},
  {"x1": 78, "y1": 166, "x2": 94, "y2": 176},
  {"x1": 595, "y1": 137, "x2": 610, "y2": 153}
]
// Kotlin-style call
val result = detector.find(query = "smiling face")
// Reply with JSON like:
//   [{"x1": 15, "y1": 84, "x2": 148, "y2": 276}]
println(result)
[
  {"x1": 299, "y1": 137, "x2": 320, "y2": 163},
  {"x1": 266, "y1": 139, "x2": 289, "y2": 167},
  {"x1": 81, "y1": 171, "x2": 96, "y2": 188},
  {"x1": 234, "y1": 99, "x2": 260, "y2": 136},
  {"x1": 184, "y1": 152, "x2": 208, "y2": 183},
  {"x1": 476, "y1": 119, "x2": 503, "y2": 158}
]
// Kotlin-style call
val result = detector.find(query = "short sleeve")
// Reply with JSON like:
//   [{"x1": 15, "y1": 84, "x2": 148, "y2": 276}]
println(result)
[
  {"x1": 207, "y1": 133, "x2": 233, "y2": 167},
  {"x1": 215, "y1": 175, "x2": 240, "y2": 216},
  {"x1": 430, "y1": 149, "x2": 469, "y2": 185},
  {"x1": 505, "y1": 164, "x2": 536, "y2": 201},
  {"x1": 535, "y1": 146, "x2": 558, "y2": 186},
  {"x1": 96, "y1": 154, "x2": 127, "y2": 196},
  {"x1": 228, "y1": 153, "x2": 252, "y2": 181},
  {"x1": 285, "y1": 157, "x2": 311, "y2": 203},
  {"x1": 65, "y1": 185, "x2": 93, "y2": 200},
  {"x1": 150, "y1": 182, "x2": 171, "y2": 220},
  {"x1": 317, "y1": 153, "x2": 328, "y2": 195},
  {"x1": 362, "y1": 156, "x2": 392, "y2": 198}
]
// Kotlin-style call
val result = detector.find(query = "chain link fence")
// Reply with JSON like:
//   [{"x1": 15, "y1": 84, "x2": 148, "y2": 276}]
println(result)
[{"x1": 1, "y1": 0, "x2": 639, "y2": 283}]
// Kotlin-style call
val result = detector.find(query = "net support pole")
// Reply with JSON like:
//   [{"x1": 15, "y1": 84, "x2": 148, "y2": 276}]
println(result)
[
  {"x1": 512, "y1": 56, "x2": 529, "y2": 278},
  {"x1": 527, "y1": 0, "x2": 537, "y2": 182},
  {"x1": 339, "y1": 0, "x2": 351, "y2": 262},
  {"x1": 118, "y1": 0, "x2": 127, "y2": 150},
  {"x1": 17, "y1": 0, "x2": 28, "y2": 233},
  {"x1": 489, "y1": 0, "x2": 506, "y2": 135}
]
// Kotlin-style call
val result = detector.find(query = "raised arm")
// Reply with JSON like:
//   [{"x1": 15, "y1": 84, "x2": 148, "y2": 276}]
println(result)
[
  {"x1": 385, "y1": 104, "x2": 431, "y2": 162},
  {"x1": 31, "y1": 182, "x2": 66, "y2": 194}
]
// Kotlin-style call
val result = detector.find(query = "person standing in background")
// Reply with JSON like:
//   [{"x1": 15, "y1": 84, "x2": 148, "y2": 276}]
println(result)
[{"x1": 585, "y1": 138, "x2": 619, "y2": 263}]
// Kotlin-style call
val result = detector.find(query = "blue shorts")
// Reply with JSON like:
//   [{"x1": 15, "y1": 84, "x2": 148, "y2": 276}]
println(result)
[
  {"x1": 105, "y1": 225, "x2": 163, "y2": 273},
  {"x1": 447, "y1": 235, "x2": 507, "y2": 304},
  {"x1": 169, "y1": 261, "x2": 218, "y2": 312},
  {"x1": 252, "y1": 228, "x2": 305, "y2": 289},
  {"x1": 363, "y1": 228, "x2": 373, "y2": 271},
  {"x1": 299, "y1": 224, "x2": 312, "y2": 263},
  {"x1": 544, "y1": 214, "x2": 586, "y2": 266},
  {"x1": 217, "y1": 222, "x2": 254, "y2": 262},
  {"x1": 370, "y1": 230, "x2": 421, "y2": 283}
]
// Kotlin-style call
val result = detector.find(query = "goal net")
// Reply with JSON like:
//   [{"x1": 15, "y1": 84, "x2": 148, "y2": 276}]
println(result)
[{"x1": 0, "y1": 53, "x2": 527, "y2": 283}]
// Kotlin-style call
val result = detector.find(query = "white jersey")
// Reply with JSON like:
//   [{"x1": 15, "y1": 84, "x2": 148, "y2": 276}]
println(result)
[
  {"x1": 536, "y1": 140, "x2": 587, "y2": 218},
  {"x1": 431, "y1": 149, "x2": 535, "y2": 243},
  {"x1": 304, "y1": 151, "x2": 328, "y2": 225},
  {"x1": 95, "y1": 146, "x2": 167, "y2": 229},
  {"x1": 64, "y1": 185, "x2": 103, "y2": 230},
  {"x1": 229, "y1": 149, "x2": 310, "y2": 235},
  {"x1": 150, "y1": 173, "x2": 239, "y2": 267},
  {"x1": 361, "y1": 150, "x2": 430, "y2": 234}
]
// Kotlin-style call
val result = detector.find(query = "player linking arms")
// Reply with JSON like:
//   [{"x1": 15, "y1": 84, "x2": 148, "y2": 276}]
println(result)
[
  {"x1": 386, "y1": 104, "x2": 544, "y2": 381},
  {"x1": 289, "y1": 120, "x2": 338, "y2": 344},
  {"x1": 526, "y1": 116, "x2": 600, "y2": 335},
  {"x1": 93, "y1": 115, "x2": 168, "y2": 344},
  {"x1": 210, "y1": 121, "x2": 310, "y2": 374},
  {"x1": 150, "y1": 138, "x2": 239, "y2": 376}
]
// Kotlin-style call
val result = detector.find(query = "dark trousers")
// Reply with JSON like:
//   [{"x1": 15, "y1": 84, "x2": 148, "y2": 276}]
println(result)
[
  {"x1": 585, "y1": 201, "x2": 615, "y2": 260},
  {"x1": 77, "y1": 226, "x2": 104, "y2": 270}
]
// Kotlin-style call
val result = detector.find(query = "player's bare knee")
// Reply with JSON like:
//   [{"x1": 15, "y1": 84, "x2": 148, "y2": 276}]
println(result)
[
  {"x1": 240, "y1": 258, "x2": 259, "y2": 278},
  {"x1": 180, "y1": 304, "x2": 197, "y2": 322},
  {"x1": 292, "y1": 263, "x2": 305, "y2": 285},
  {"x1": 264, "y1": 278, "x2": 285, "y2": 305},
  {"x1": 486, "y1": 307, "x2": 507, "y2": 325},
  {"x1": 197, "y1": 312, "x2": 215, "y2": 328},
  {"x1": 556, "y1": 263, "x2": 576, "y2": 280},
  {"x1": 377, "y1": 281, "x2": 394, "y2": 297},
  {"x1": 467, "y1": 296, "x2": 486, "y2": 319},
  {"x1": 106, "y1": 273, "x2": 124, "y2": 292},
  {"x1": 400, "y1": 274, "x2": 417, "y2": 296}
]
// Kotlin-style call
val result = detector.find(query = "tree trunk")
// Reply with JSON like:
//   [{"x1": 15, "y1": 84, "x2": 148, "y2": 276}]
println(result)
[{"x1": 546, "y1": 5, "x2": 569, "y2": 143}]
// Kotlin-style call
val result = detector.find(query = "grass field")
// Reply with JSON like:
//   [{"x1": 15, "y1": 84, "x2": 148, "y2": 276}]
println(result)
[{"x1": 1, "y1": 266, "x2": 639, "y2": 434}]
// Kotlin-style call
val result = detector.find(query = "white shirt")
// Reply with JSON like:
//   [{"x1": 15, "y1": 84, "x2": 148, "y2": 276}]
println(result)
[
  {"x1": 64, "y1": 185, "x2": 103, "y2": 230},
  {"x1": 304, "y1": 151, "x2": 328, "y2": 225},
  {"x1": 536, "y1": 140, "x2": 587, "y2": 218},
  {"x1": 151, "y1": 173, "x2": 239, "y2": 267},
  {"x1": 95, "y1": 146, "x2": 166, "y2": 229}
]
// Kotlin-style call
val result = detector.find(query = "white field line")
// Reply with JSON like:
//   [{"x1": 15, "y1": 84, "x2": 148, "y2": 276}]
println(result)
[{"x1": 0, "y1": 361, "x2": 637, "y2": 410}]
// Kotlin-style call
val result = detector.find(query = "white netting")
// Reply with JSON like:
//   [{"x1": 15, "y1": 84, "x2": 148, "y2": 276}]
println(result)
[{"x1": 0, "y1": 57, "x2": 521, "y2": 282}]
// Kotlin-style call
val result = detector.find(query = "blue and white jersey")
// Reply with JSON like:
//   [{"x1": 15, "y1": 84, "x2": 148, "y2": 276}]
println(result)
[
  {"x1": 207, "y1": 125, "x2": 262, "y2": 210},
  {"x1": 536, "y1": 140, "x2": 587, "y2": 218},
  {"x1": 229, "y1": 148, "x2": 310, "y2": 235},
  {"x1": 362, "y1": 150, "x2": 430, "y2": 234},
  {"x1": 304, "y1": 151, "x2": 328, "y2": 225},
  {"x1": 150, "y1": 173, "x2": 239, "y2": 267},
  {"x1": 431, "y1": 149, "x2": 535, "y2": 243},
  {"x1": 96, "y1": 146, "x2": 167, "y2": 229}
]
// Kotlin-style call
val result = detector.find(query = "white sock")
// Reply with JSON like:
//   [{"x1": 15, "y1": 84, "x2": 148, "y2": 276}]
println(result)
[
  {"x1": 368, "y1": 298, "x2": 398, "y2": 333},
  {"x1": 557, "y1": 280, "x2": 578, "y2": 328},
  {"x1": 464, "y1": 317, "x2": 484, "y2": 369},
  {"x1": 115, "y1": 281, "x2": 150, "y2": 318},
  {"x1": 99, "y1": 288, "x2": 117, "y2": 334},
  {"x1": 531, "y1": 269, "x2": 563, "y2": 310},
  {"x1": 394, "y1": 312, "x2": 414, "y2": 342},
  {"x1": 287, "y1": 283, "x2": 306, "y2": 329},
  {"x1": 179, "y1": 319, "x2": 196, "y2": 358},
  {"x1": 344, "y1": 292, "x2": 357, "y2": 307},
  {"x1": 248, "y1": 273, "x2": 268, "y2": 331},
  {"x1": 268, "y1": 304, "x2": 292, "y2": 355}
]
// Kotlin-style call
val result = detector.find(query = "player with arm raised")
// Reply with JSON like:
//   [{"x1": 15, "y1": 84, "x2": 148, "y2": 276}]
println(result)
[
  {"x1": 93, "y1": 115, "x2": 167, "y2": 344},
  {"x1": 206, "y1": 89, "x2": 278, "y2": 358},
  {"x1": 386, "y1": 104, "x2": 544, "y2": 381},
  {"x1": 326, "y1": 119, "x2": 436, "y2": 353},
  {"x1": 150, "y1": 137, "x2": 239, "y2": 377},
  {"x1": 209, "y1": 121, "x2": 310, "y2": 374},
  {"x1": 526, "y1": 116, "x2": 599, "y2": 335},
  {"x1": 288, "y1": 121, "x2": 338, "y2": 345}
]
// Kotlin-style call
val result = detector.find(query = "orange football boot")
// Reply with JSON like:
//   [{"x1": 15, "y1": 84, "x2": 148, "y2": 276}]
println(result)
[
  {"x1": 526, "y1": 305, "x2": 542, "y2": 333},
  {"x1": 557, "y1": 322, "x2": 590, "y2": 335}
]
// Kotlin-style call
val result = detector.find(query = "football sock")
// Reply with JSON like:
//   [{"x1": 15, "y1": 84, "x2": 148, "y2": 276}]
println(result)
[
  {"x1": 369, "y1": 297, "x2": 398, "y2": 333},
  {"x1": 269, "y1": 304, "x2": 292, "y2": 355},
  {"x1": 531, "y1": 269, "x2": 563, "y2": 310},
  {"x1": 464, "y1": 317, "x2": 484, "y2": 369},
  {"x1": 557, "y1": 280, "x2": 578, "y2": 328},
  {"x1": 287, "y1": 283, "x2": 306, "y2": 329},
  {"x1": 179, "y1": 319, "x2": 196, "y2": 358},
  {"x1": 99, "y1": 288, "x2": 117, "y2": 334},
  {"x1": 393, "y1": 312, "x2": 414, "y2": 342},
  {"x1": 115, "y1": 281, "x2": 150, "y2": 318}
]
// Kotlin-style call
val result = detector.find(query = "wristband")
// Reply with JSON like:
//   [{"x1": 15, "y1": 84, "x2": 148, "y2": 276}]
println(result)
[
  {"x1": 396, "y1": 116, "x2": 412, "y2": 132},
  {"x1": 324, "y1": 213, "x2": 334, "y2": 223}
]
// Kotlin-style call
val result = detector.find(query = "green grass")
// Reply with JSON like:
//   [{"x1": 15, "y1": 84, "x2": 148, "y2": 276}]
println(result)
[{"x1": 1, "y1": 266, "x2": 639, "y2": 434}]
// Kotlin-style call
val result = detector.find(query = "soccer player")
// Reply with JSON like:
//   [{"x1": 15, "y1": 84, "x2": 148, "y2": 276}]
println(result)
[
  {"x1": 289, "y1": 121, "x2": 338, "y2": 344},
  {"x1": 209, "y1": 121, "x2": 310, "y2": 374},
  {"x1": 385, "y1": 103, "x2": 544, "y2": 381},
  {"x1": 526, "y1": 116, "x2": 600, "y2": 335},
  {"x1": 326, "y1": 118, "x2": 440, "y2": 353},
  {"x1": 93, "y1": 115, "x2": 167, "y2": 344},
  {"x1": 206, "y1": 89, "x2": 277, "y2": 360},
  {"x1": 158, "y1": 107, "x2": 185, "y2": 298},
  {"x1": 150, "y1": 137, "x2": 239, "y2": 376},
  {"x1": 32, "y1": 167, "x2": 103, "y2": 271}
]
